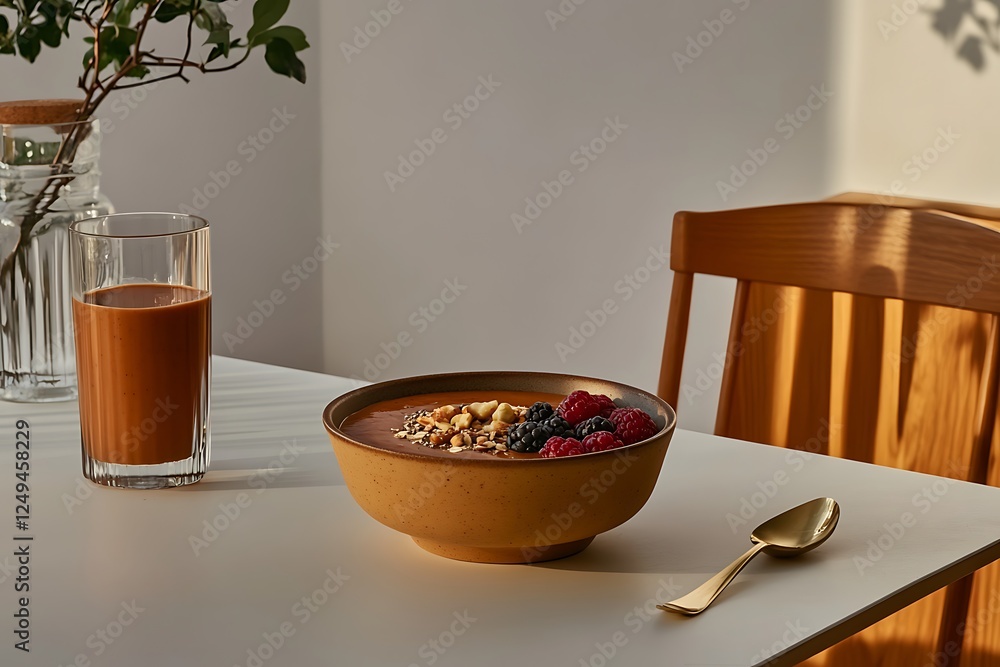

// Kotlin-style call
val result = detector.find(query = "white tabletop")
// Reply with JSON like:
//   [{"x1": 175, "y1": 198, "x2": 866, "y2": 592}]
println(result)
[{"x1": 3, "y1": 356, "x2": 1000, "y2": 667}]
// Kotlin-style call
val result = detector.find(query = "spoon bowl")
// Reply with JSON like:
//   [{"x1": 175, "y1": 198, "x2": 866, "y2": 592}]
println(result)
[
  {"x1": 657, "y1": 497, "x2": 840, "y2": 615},
  {"x1": 752, "y1": 497, "x2": 840, "y2": 557}
]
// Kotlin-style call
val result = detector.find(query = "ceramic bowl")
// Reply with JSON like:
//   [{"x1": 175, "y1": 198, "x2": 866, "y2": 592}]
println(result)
[{"x1": 322, "y1": 371, "x2": 676, "y2": 563}]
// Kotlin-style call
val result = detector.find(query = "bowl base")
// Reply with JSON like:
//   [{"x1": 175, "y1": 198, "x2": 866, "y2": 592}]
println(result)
[{"x1": 412, "y1": 536, "x2": 595, "y2": 563}]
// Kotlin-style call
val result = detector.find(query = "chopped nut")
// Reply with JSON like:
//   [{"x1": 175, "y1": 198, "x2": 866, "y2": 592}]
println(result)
[
  {"x1": 394, "y1": 431, "x2": 408, "y2": 439},
  {"x1": 476, "y1": 436, "x2": 488, "y2": 444},
  {"x1": 495, "y1": 443, "x2": 508, "y2": 451},
  {"x1": 416, "y1": 415, "x2": 435, "y2": 427},
  {"x1": 493, "y1": 403, "x2": 516, "y2": 424},
  {"x1": 450, "y1": 434, "x2": 466, "y2": 447},
  {"x1": 448, "y1": 446, "x2": 464, "y2": 453},
  {"x1": 462, "y1": 433, "x2": 473, "y2": 446},
  {"x1": 431, "y1": 405, "x2": 459, "y2": 422},
  {"x1": 451, "y1": 413, "x2": 474, "y2": 430},
  {"x1": 467, "y1": 400, "x2": 499, "y2": 422},
  {"x1": 473, "y1": 445, "x2": 489, "y2": 451},
  {"x1": 487, "y1": 420, "x2": 509, "y2": 433},
  {"x1": 429, "y1": 432, "x2": 448, "y2": 445},
  {"x1": 435, "y1": 421, "x2": 452, "y2": 431}
]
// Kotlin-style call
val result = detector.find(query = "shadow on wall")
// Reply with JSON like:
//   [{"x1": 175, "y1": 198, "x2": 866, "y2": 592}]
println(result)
[{"x1": 928, "y1": 0, "x2": 1000, "y2": 71}]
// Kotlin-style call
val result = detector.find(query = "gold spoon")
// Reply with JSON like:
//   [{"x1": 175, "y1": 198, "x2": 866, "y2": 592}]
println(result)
[{"x1": 658, "y1": 497, "x2": 840, "y2": 615}]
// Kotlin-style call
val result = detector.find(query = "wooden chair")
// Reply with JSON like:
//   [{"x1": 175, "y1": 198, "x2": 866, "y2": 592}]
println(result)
[{"x1": 658, "y1": 199, "x2": 1000, "y2": 667}]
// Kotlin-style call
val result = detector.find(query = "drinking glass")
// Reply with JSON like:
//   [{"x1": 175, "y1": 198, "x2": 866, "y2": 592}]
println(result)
[{"x1": 69, "y1": 213, "x2": 210, "y2": 489}]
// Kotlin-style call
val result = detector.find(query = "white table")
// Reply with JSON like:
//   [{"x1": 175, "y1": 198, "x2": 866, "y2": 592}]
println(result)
[{"x1": 3, "y1": 356, "x2": 1000, "y2": 667}]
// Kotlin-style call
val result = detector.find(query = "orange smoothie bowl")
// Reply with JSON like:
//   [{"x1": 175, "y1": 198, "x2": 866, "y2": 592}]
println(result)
[{"x1": 322, "y1": 371, "x2": 676, "y2": 564}]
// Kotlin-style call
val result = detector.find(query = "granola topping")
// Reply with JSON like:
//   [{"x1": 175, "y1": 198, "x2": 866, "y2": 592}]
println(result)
[{"x1": 391, "y1": 401, "x2": 529, "y2": 455}]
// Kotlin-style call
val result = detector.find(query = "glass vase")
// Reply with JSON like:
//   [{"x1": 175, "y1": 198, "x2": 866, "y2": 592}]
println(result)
[{"x1": 0, "y1": 118, "x2": 113, "y2": 402}]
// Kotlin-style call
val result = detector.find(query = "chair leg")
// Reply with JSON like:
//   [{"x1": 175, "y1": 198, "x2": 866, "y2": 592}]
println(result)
[{"x1": 936, "y1": 574, "x2": 976, "y2": 667}]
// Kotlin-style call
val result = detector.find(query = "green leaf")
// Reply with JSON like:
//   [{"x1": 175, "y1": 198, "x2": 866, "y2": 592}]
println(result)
[
  {"x1": 123, "y1": 63, "x2": 149, "y2": 78},
  {"x1": 264, "y1": 36, "x2": 304, "y2": 83},
  {"x1": 197, "y1": 2, "x2": 230, "y2": 31},
  {"x1": 109, "y1": 0, "x2": 140, "y2": 26},
  {"x1": 16, "y1": 27, "x2": 41, "y2": 63},
  {"x1": 38, "y1": 20, "x2": 62, "y2": 47},
  {"x1": 0, "y1": 15, "x2": 13, "y2": 55},
  {"x1": 251, "y1": 25, "x2": 307, "y2": 51},
  {"x1": 154, "y1": 0, "x2": 194, "y2": 23},
  {"x1": 247, "y1": 0, "x2": 289, "y2": 42},
  {"x1": 207, "y1": 36, "x2": 243, "y2": 62}
]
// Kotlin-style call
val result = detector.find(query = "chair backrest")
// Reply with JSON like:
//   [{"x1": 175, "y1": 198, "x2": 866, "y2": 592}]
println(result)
[
  {"x1": 658, "y1": 201, "x2": 1000, "y2": 483},
  {"x1": 657, "y1": 196, "x2": 1000, "y2": 667}
]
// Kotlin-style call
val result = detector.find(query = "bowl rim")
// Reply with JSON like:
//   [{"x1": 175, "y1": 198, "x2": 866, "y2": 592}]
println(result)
[{"x1": 322, "y1": 370, "x2": 677, "y2": 465}]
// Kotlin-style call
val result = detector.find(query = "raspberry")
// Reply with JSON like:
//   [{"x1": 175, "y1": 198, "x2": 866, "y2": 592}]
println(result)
[
  {"x1": 609, "y1": 408, "x2": 658, "y2": 445},
  {"x1": 507, "y1": 421, "x2": 553, "y2": 453},
  {"x1": 575, "y1": 416, "x2": 615, "y2": 440},
  {"x1": 525, "y1": 401, "x2": 554, "y2": 423},
  {"x1": 541, "y1": 415, "x2": 573, "y2": 438},
  {"x1": 557, "y1": 390, "x2": 603, "y2": 426},
  {"x1": 594, "y1": 394, "x2": 617, "y2": 418},
  {"x1": 582, "y1": 431, "x2": 624, "y2": 453},
  {"x1": 539, "y1": 437, "x2": 585, "y2": 458}
]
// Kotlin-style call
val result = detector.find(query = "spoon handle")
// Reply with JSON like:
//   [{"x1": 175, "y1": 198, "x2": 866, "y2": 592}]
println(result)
[{"x1": 657, "y1": 541, "x2": 769, "y2": 615}]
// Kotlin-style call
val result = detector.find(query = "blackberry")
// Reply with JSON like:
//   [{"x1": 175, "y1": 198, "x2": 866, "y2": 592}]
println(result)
[
  {"x1": 525, "y1": 401, "x2": 554, "y2": 423},
  {"x1": 507, "y1": 421, "x2": 554, "y2": 453},
  {"x1": 575, "y1": 416, "x2": 615, "y2": 440},
  {"x1": 541, "y1": 415, "x2": 574, "y2": 439}
]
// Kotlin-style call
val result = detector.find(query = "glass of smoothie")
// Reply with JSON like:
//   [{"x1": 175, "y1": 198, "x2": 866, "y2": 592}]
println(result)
[{"x1": 69, "y1": 213, "x2": 210, "y2": 489}]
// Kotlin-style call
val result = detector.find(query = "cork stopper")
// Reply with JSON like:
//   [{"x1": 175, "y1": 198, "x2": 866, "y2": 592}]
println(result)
[{"x1": 0, "y1": 99, "x2": 85, "y2": 125}]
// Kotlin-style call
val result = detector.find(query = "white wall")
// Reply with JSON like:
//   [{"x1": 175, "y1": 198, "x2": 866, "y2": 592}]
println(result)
[
  {"x1": 0, "y1": 0, "x2": 324, "y2": 372},
  {"x1": 4, "y1": 1, "x2": 858, "y2": 434},
  {"x1": 320, "y1": 0, "x2": 840, "y2": 432},
  {"x1": 832, "y1": 0, "x2": 1000, "y2": 208}
]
